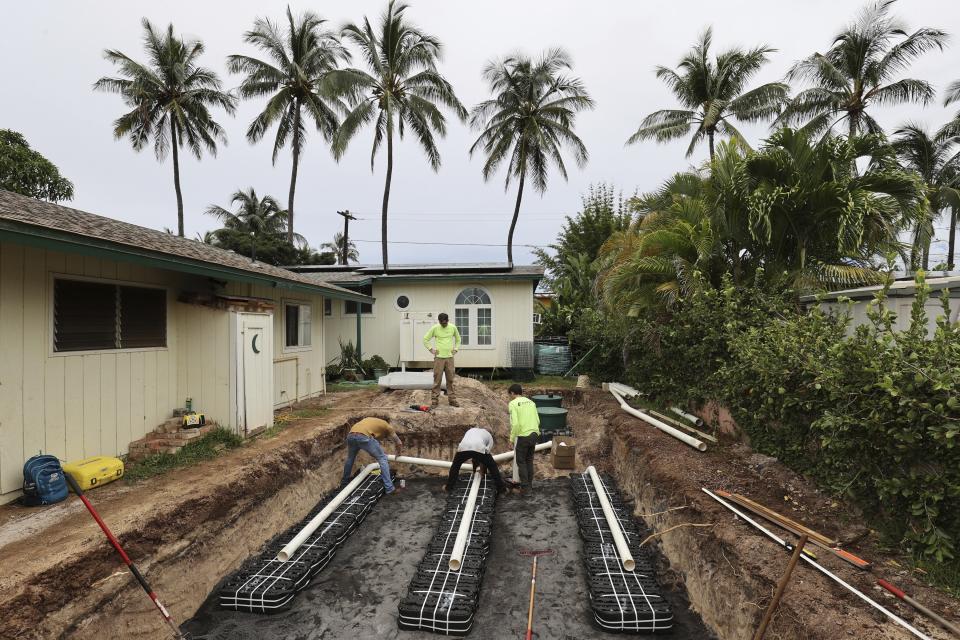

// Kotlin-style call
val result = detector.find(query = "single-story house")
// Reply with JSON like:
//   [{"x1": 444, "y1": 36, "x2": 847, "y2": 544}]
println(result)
[
  {"x1": 288, "y1": 263, "x2": 544, "y2": 369},
  {"x1": 800, "y1": 273, "x2": 960, "y2": 336},
  {"x1": 0, "y1": 189, "x2": 372, "y2": 504}
]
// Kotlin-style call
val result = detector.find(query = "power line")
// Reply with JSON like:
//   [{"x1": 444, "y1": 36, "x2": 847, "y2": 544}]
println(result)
[{"x1": 351, "y1": 238, "x2": 547, "y2": 248}]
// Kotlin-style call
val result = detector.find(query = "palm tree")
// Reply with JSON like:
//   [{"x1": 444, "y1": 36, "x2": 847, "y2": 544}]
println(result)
[
  {"x1": 330, "y1": 0, "x2": 466, "y2": 269},
  {"x1": 892, "y1": 124, "x2": 960, "y2": 270},
  {"x1": 627, "y1": 28, "x2": 787, "y2": 160},
  {"x1": 778, "y1": 0, "x2": 947, "y2": 138},
  {"x1": 228, "y1": 8, "x2": 349, "y2": 245},
  {"x1": 206, "y1": 188, "x2": 303, "y2": 261},
  {"x1": 320, "y1": 231, "x2": 360, "y2": 264},
  {"x1": 470, "y1": 49, "x2": 594, "y2": 264},
  {"x1": 94, "y1": 19, "x2": 237, "y2": 236},
  {"x1": 941, "y1": 81, "x2": 960, "y2": 268}
]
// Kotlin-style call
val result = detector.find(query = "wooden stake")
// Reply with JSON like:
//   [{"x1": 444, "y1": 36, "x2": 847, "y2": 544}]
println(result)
[{"x1": 753, "y1": 535, "x2": 808, "y2": 640}]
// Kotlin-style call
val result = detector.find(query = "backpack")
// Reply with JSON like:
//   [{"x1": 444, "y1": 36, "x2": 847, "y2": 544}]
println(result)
[{"x1": 21, "y1": 454, "x2": 69, "y2": 506}]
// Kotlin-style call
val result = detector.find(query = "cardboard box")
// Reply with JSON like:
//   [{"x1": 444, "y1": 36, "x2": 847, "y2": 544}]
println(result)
[{"x1": 551, "y1": 436, "x2": 576, "y2": 469}]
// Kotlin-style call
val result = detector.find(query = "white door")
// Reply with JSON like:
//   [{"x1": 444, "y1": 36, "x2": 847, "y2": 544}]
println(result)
[{"x1": 238, "y1": 313, "x2": 274, "y2": 435}]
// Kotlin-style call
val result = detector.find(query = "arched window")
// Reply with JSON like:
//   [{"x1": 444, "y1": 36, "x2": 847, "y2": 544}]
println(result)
[{"x1": 454, "y1": 287, "x2": 493, "y2": 347}]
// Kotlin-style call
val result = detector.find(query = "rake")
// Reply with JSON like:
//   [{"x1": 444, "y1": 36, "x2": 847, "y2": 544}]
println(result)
[{"x1": 518, "y1": 548, "x2": 555, "y2": 640}]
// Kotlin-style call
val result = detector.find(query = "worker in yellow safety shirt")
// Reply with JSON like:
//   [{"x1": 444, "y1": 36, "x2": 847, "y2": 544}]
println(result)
[
  {"x1": 423, "y1": 312, "x2": 462, "y2": 408},
  {"x1": 342, "y1": 417, "x2": 404, "y2": 494},
  {"x1": 508, "y1": 384, "x2": 541, "y2": 493}
]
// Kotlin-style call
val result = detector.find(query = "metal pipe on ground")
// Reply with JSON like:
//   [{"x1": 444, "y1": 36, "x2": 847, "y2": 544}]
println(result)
[
  {"x1": 587, "y1": 465, "x2": 635, "y2": 572},
  {"x1": 702, "y1": 488, "x2": 933, "y2": 640},
  {"x1": 448, "y1": 471, "x2": 483, "y2": 571},
  {"x1": 753, "y1": 534, "x2": 808, "y2": 640},
  {"x1": 278, "y1": 462, "x2": 378, "y2": 561},
  {"x1": 610, "y1": 387, "x2": 707, "y2": 452}
]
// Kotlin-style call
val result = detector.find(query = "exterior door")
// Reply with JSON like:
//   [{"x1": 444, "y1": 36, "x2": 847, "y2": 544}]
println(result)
[{"x1": 239, "y1": 313, "x2": 273, "y2": 435}]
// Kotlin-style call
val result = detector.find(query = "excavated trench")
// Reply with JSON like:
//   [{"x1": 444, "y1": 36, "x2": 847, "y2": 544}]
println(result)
[{"x1": 21, "y1": 382, "x2": 946, "y2": 639}]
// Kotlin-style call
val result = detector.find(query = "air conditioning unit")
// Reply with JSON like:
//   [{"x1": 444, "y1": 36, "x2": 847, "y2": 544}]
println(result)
[{"x1": 399, "y1": 311, "x2": 436, "y2": 364}]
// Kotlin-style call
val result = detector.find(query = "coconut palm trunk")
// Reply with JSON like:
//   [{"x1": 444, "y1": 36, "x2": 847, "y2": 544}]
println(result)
[
  {"x1": 380, "y1": 122, "x2": 394, "y2": 269},
  {"x1": 949, "y1": 208, "x2": 958, "y2": 271},
  {"x1": 507, "y1": 170, "x2": 526, "y2": 265},
  {"x1": 288, "y1": 103, "x2": 301, "y2": 245},
  {"x1": 708, "y1": 130, "x2": 715, "y2": 161},
  {"x1": 170, "y1": 120, "x2": 185, "y2": 237}
]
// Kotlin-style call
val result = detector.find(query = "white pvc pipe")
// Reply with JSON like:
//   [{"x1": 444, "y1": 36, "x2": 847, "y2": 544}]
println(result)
[
  {"x1": 610, "y1": 388, "x2": 707, "y2": 452},
  {"x1": 587, "y1": 465, "x2": 635, "y2": 572},
  {"x1": 278, "y1": 462, "x2": 378, "y2": 561},
  {"x1": 670, "y1": 406, "x2": 704, "y2": 427},
  {"x1": 448, "y1": 471, "x2": 482, "y2": 571},
  {"x1": 386, "y1": 454, "x2": 452, "y2": 469},
  {"x1": 649, "y1": 410, "x2": 718, "y2": 443}
]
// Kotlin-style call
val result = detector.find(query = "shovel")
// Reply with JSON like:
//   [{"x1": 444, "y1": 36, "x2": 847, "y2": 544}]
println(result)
[{"x1": 518, "y1": 548, "x2": 554, "y2": 640}]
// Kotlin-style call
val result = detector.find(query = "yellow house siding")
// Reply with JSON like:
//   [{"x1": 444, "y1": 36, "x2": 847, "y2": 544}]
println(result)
[
  {"x1": 0, "y1": 243, "x2": 25, "y2": 494},
  {"x1": 325, "y1": 279, "x2": 535, "y2": 368}
]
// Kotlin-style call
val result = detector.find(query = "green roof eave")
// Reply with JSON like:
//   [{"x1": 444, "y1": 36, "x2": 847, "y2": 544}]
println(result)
[
  {"x1": 0, "y1": 220, "x2": 374, "y2": 304},
  {"x1": 372, "y1": 273, "x2": 542, "y2": 284}
]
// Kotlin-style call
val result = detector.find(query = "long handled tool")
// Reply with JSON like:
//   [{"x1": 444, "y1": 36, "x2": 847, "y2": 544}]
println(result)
[
  {"x1": 753, "y1": 535, "x2": 808, "y2": 640},
  {"x1": 64, "y1": 473, "x2": 184, "y2": 640},
  {"x1": 703, "y1": 488, "x2": 932, "y2": 640},
  {"x1": 878, "y1": 579, "x2": 960, "y2": 638},
  {"x1": 519, "y1": 548, "x2": 554, "y2": 640}
]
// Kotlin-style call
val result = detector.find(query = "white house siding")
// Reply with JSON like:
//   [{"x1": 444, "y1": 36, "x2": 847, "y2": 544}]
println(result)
[
  {"x1": 324, "y1": 279, "x2": 535, "y2": 368},
  {"x1": 0, "y1": 242, "x2": 328, "y2": 503},
  {"x1": 818, "y1": 297, "x2": 960, "y2": 337}
]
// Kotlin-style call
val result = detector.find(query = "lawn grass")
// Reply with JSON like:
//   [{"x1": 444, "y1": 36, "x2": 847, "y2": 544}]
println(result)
[
  {"x1": 326, "y1": 381, "x2": 378, "y2": 392},
  {"x1": 124, "y1": 428, "x2": 243, "y2": 482},
  {"x1": 483, "y1": 375, "x2": 580, "y2": 390}
]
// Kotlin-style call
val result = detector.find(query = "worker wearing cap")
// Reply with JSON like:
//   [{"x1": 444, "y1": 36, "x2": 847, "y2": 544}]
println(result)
[
  {"x1": 342, "y1": 417, "x2": 403, "y2": 494},
  {"x1": 423, "y1": 312, "x2": 462, "y2": 408},
  {"x1": 508, "y1": 384, "x2": 541, "y2": 492},
  {"x1": 446, "y1": 427, "x2": 506, "y2": 494}
]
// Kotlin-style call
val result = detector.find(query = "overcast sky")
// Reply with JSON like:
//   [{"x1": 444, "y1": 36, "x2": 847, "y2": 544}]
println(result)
[{"x1": 3, "y1": 1, "x2": 959, "y2": 265}]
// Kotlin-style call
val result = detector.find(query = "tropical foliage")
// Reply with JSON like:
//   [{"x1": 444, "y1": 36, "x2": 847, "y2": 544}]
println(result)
[
  {"x1": 628, "y1": 28, "x2": 787, "y2": 159},
  {"x1": 892, "y1": 124, "x2": 960, "y2": 270},
  {"x1": 204, "y1": 187, "x2": 333, "y2": 265},
  {"x1": 470, "y1": 48, "x2": 594, "y2": 264},
  {"x1": 228, "y1": 8, "x2": 349, "y2": 244},
  {"x1": 572, "y1": 272, "x2": 960, "y2": 561},
  {"x1": 94, "y1": 19, "x2": 236, "y2": 236},
  {"x1": 0, "y1": 130, "x2": 74, "y2": 202},
  {"x1": 598, "y1": 129, "x2": 925, "y2": 313},
  {"x1": 320, "y1": 231, "x2": 360, "y2": 264},
  {"x1": 330, "y1": 0, "x2": 466, "y2": 269},
  {"x1": 778, "y1": 0, "x2": 947, "y2": 137}
]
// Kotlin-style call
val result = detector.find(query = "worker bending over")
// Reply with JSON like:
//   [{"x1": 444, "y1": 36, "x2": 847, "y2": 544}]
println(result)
[
  {"x1": 423, "y1": 312, "x2": 462, "y2": 408},
  {"x1": 342, "y1": 417, "x2": 404, "y2": 494},
  {"x1": 508, "y1": 384, "x2": 541, "y2": 493},
  {"x1": 446, "y1": 427, "x2": 506, "y2": 494}
]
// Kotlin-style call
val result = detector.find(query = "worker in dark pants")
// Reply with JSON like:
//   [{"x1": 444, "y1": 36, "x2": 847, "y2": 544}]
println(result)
[
  {"x1": 446, "y1": 427, "x2": 506, "y2": 494},
  {"x1": 342, "y1": 417, "x2": 404, "y2": 494},
  {"x1": 508, "y1": 384, "x2": 541, "y2": 493}
]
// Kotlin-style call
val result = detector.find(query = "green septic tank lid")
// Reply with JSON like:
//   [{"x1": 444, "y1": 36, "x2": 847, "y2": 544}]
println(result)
[
  {"x1": 536, "y1": 406, "x2": 568, "y2": 429},
  {"x1": 532, "y1": 394, "x2": 563, "y2": 408}
]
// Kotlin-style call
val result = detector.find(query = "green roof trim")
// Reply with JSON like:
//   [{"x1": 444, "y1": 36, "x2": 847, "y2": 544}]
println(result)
[{"x1": 0, "y1": 220, "x2": 374, "y2": 303}]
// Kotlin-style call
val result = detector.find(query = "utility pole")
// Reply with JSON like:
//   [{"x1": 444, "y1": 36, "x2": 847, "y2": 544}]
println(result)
[{"x1": 336, "y1": 210, "x2": 356, "y2": 266}]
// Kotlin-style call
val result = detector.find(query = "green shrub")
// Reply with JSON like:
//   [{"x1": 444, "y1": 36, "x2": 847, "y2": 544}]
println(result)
[{"x1": 576, "y1": 273, "x2": 960, "y2": 561}]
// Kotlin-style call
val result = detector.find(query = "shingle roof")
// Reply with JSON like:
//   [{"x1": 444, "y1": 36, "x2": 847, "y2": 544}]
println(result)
[{"x1": 0, "y1": 189, "x2": 369, "y2": 301}]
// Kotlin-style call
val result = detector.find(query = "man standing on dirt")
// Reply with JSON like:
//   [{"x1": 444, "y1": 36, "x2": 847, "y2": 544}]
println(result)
[
  {"x1": 508, "y1": 384, "x2": 540, "y2": 493},
  {"x1": 446, "y1": 427, "x2": 507, "y2": 494},
  {"x1": 423, "y1": 312, "x2": 462, "y2": 408},
  {"x1": 342, "y1": 417, "x2": 404, "y2": 494}
]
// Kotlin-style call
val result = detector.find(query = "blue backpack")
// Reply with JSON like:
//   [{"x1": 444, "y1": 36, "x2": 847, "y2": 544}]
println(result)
[{"x1": 22, "y1": 454, "x2": 69, "y2": 506}]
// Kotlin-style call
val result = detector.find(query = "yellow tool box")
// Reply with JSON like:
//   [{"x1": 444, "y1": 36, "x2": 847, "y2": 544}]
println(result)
[
  {"x1": 182, "y1": 412, "x2": 206, "y2": 428},
  {"x1": 63, "y1": 456, "x2": 124, "y2": 491}
]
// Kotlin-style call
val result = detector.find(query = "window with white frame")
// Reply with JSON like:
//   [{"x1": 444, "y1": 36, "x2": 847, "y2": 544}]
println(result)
[
  {"x1": 454, "y1": 287, "x2": 493, "y2": 348},
  {"x1": 285, "y1": 302, "x2": 312, "y2": 348}
]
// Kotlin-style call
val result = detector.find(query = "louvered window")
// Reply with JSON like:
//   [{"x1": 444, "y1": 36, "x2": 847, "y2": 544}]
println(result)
[{"x1": 53, "y1": 279, "x2": 166, "y2": 352}]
